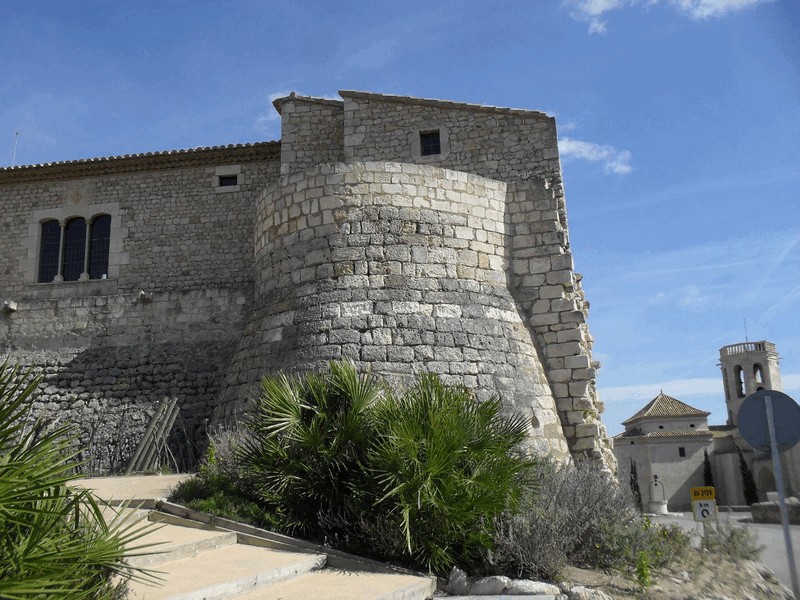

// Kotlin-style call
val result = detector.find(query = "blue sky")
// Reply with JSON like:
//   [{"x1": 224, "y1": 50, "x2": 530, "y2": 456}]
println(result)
[{"x1": 2, "y1": 0, "x2": 798, "y2": 434}]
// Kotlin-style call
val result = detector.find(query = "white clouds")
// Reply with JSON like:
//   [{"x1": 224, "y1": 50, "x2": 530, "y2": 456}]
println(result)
[
  {"x1": 670, "y1": 0, "x2": 771, "y2": 19},
  {"x1": 559, "y1": 137, "x2": 633, "y2": 174},
  {"x1": 256, "y1": 89, "x2": 292, "y2": 127},
  {"x1": 563, "y1": 0, "x2": 771, "y2": 33},
  {"x1": 343, "y1": 38, "x2": 397, "y2": 70},
  {"x1": 601, "y1": 376, "x2": 724, "y2": 402},
  {"x1": 677, "y1": 284, "x2": 710, "y2": 310}
]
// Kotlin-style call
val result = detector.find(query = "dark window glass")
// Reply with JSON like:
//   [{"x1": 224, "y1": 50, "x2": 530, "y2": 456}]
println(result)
[
  {"x1": 218, "y1": 174, "x2": 238, "y2": 187},
  {"x1": 88, "y1": 215, "x2": 111, "y2": 280},
  {"x1": 678, "y1": 447, "x2": 686, "y2": 458},
  {"x1": 38, "y1": 219, "x2": 61, "y2": 283},
  {"x1": 62, "y1": 217, "x2": 86, "y2": 282},
  {"x1": 420, "y1": 130, "x2": 441, "y2": 156}
]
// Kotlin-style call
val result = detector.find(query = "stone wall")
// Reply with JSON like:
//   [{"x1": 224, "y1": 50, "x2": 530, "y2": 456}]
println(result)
[
  {"x1": 276, "y1": 95, "x2": 344, "y2": 175},
  {"x1": 340, "y1": 91, "x2": 560, "y2": 183},
  {"x1": 0, "y1": 149, "x2": 279, "y2": 471},
  {"x1": 2, "y1": 288, "x2": 249, "y2": 472},
  {"x1": 216, "y1": 161, "x2": 570, "y2": 458},
  {"x1": 0, "y1": 159, "x2": 278, "y2": 298}
]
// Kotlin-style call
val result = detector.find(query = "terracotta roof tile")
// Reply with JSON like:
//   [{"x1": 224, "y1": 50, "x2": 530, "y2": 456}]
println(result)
[
  {"x1": 614, "y1": 429, "x2": 713, "y2": 440},
  {"x1": 622, "y1": 392, "x2": 710, "y2": 426},
  {"x1": 0, "y1": 141, "x2": 279, "y2": 184}
]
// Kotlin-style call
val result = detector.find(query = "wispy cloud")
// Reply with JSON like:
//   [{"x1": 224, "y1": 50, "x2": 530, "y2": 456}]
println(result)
[
  {"x1": 255, "y1": 88, "x2": 340, "y2": 134},
  {"x1": 344, "y1": 38, "x2": 398, "y2": 70},
  {"x1": 601, "y1": 376, "x2": 724, "y2": 402},
  {"x1": 256, "y1": 89, "x2": 292, "y2": 129},
  {"x1": 602, "y1": 372, "x2": 800, "y2": 404},
  {"x1": 559, "y1": 137, "x2": 633, "y2": 174},
  {"x1": 563, "y1": 0, "x2": 772, "y2": 33}
]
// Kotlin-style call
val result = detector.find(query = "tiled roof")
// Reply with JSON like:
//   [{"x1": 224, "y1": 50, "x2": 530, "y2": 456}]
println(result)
[
  {"x1": 710, "y1": 424, "x2": 735, "y2": 438},
  {"x1": 622, "y1": 392, "x2": 710, "y2": 426},
  {"x1": 0, "y1": 141, "x2": 280, "y2": 184},
  {"x1": 614, "y1": 429, "x2": 713, "y2": 440}
]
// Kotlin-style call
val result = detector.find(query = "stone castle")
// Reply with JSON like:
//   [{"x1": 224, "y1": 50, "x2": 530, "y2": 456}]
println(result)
[{"x1": 0, "y1": 91, "x2": 615, "y2": 471}]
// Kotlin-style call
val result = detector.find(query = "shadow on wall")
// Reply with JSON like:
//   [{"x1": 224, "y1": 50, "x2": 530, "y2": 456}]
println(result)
[{"x1": 18, "y1": 341, "x2": 237, "y2": 474}]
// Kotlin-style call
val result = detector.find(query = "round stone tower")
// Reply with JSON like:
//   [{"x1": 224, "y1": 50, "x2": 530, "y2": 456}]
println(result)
[{"x1": 217, "y1": 161, "x2": 570, "y2": 458}]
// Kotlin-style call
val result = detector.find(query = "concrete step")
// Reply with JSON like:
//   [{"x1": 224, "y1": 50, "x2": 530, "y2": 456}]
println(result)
[
  {"x1": 127, "y1": 526, "x2": 237, "y2": 567},
  {"x1": 126, "y1": 544, "x2": 326, "y2": 600},
  {"x1": 234, "y1": 567, "x2": 436, "y2": 600}
]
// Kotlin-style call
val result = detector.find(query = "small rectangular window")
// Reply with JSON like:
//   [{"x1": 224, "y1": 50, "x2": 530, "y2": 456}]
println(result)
[
  {"x1": 678, "y1": 447, "x2": 686, "y2": 458},
  {"x1": 420, "y1": 130, "x2": 441, "y2": 156},
  {"x1": 218, "y1": 174, "x2": 238, "y2": 187}
]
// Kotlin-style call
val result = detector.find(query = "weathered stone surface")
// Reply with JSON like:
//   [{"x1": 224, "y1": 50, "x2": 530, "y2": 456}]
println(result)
[
  {"x1": 505, "y1": 579, "x2": 562, "y2": 595},
  {"x1": 469, "y1": 576, "x2": 511, "y2": 595},
  {"x1": 0, "y1": 90, "x2": 616, "y2": 473},
  {"x1": 447, "y1": 566, "x2": 470, "y2": 595},
  {"x1": 566, "y1": 586, "x2": 614, "y2": 600}
]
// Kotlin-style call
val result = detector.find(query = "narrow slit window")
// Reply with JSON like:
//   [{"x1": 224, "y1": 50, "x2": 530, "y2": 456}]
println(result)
[
  {"x1": 678, "y1": 447, "x2": 686, "y2": 458},
  {"x1": 88, "y1": 215, "x2": 111, "y2": 280},
  {"x1": 218, "y1": 174, "x2": 238, "y2": 187},
  {"x1": 38, "y1": 219, "x2": 61, "y2": 283},
  {"x1": 61, "y1": 217, "x2": 87, "y2": 282},
  {"x1": 419, "y1": 130, "x2": 441, "y2": 156}
]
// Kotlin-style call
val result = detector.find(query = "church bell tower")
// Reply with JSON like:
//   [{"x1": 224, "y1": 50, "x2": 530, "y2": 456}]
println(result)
[{"x1": 719, "y1": 341, "x2": 782, "y2": 426}]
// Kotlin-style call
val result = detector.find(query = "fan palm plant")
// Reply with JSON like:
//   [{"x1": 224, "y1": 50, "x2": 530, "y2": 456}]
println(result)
[
  {"x1": 369, "y1": 373, "x2": 533, "y2": 573},
  {"x1": 237, "y1": 360, "x2": 383, "y2": 535},
  {"x1": 0, "y1": 362, "x2": 155, "y2": 600}
]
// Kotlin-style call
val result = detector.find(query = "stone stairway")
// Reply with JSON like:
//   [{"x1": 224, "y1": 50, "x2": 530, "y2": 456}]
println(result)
[{"x1": 105, "y1": 503, "x2": 435, "y2": 600}]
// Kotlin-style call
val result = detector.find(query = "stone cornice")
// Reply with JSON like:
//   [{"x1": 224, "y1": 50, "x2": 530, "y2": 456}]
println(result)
[
  {"x1": 271, "y1": 93, "x2": 344, "y2": 114},
  {"x1": 0, "y1": 141, "x2": 280, "y2": 185},
  {"x1": 339, "y1": 90, "x2": 553, "y2": 120}
]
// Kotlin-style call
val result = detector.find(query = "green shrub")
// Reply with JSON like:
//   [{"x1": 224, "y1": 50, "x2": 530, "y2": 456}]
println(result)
[
  {"x1": 369, "y1": 373, "x2": 533, "y2": 573},
  {"x1": 170, "y1": 427, "x2": 283, "y2": 530},
  {"x1": 492, "y1": 460, "x2": 690, "y2": 581},
  {"x1": 234, "y1": 361, "x2": 533, "y2": 574},
  {"x1": 0, "y1": 362, "x2": 153, "y2": 600},
  {"x1": 237, "y1": 361, "x2": 382, "y2": 536},
  {"x1": 701, "y1": 521, "x2": 763, "y2": 561}
]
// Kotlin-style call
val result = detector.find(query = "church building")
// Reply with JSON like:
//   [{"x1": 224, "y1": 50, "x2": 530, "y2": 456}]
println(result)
[{"x1": 613, "y1": 341, "x2": 799, "y2": 511}]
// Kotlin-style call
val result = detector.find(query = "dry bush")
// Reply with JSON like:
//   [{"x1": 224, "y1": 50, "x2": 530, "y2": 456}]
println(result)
[{"x1": 492, "y1": 459, "x2": 690, "y2": 581}]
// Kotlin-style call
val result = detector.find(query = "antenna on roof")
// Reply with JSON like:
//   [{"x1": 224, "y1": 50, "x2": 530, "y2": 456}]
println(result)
[
  {"x1": 11, "y1": 131, "x2": 20, "y2": 166},
  {"x1": 743, "y1": 318, "x2": 749, "y2": 342}
]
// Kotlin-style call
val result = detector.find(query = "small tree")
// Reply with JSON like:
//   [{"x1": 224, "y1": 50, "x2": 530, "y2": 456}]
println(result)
[
  {"x1": 738, "y1": 447, "x2": 759, "y2": 505},
  {"x1": 703, "y1": 448, "x2": 715, "y2": 487},
  {"x1": 630, "y1": 458, "x2": 643, "y2": 510}
]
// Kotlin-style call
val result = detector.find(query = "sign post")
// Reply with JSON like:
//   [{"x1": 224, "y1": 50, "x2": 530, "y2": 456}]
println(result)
[
  {"x1": 738, "y1": 390, "x2": 800, "y2": 600},
  {"x1": 691, "y1": 486, "x2": 717, "y2": 538}
]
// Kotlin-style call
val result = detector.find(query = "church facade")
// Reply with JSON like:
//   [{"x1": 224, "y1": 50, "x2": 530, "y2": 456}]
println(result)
[{"x1": 614, "y1": 341, "x2": 799, "y2": 511}]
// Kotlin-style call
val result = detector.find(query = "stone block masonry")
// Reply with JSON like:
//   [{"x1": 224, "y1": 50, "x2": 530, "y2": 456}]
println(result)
[{"x1": 0, "y1": 92, "x2": 615, "y2": 472}]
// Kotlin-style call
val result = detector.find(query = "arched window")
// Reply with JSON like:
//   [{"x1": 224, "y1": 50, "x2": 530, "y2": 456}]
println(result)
[
  {"x1": 734, "y1": 365, "x2": 745, "y2": 398},
  {"x1": 37, "y1": 219, "x2": 61, "y2": 283},
  {"x1": 36, "y1": 213, "x2": 113, "y2": 283},
  {"x1": 753, "y1": 364, "x2": 764, "y2": 384},
  {"x1": 61, "y1": 217, "x2": 87, "y2": 282},
  {"x1": 88, "y1": 215, "x2": 111, "y2": 279}
]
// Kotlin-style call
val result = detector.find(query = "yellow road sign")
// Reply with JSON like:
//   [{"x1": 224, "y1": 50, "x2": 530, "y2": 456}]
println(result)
[{"x1": 690, "y1": 486, "x2": 716, "y2": 500}]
